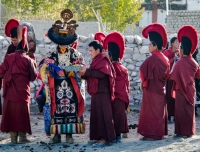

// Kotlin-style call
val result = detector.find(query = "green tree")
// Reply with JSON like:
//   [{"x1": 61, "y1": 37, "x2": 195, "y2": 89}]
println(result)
[
  {"x1": 67, "y1": 0, "x2": 144, "y2": 32},
  {"x1": 99, "y1": 0, "x2": 144, "y2": 32},
  {"x1": 67, "y1": 0, "x2": 97, "y2": 21},
  {"x1": 1, "y1": 0, "x2": 69, "y2": 21},
  {"x1": 1, "y1": 0, "x2": 144, "y2": 32}
]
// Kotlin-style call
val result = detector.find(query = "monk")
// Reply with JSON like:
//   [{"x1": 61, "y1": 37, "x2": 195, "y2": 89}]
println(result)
[
  {"x1": 170, "y1": 25, "x2": 200, "y2": 137},
  {"x1": 79, "y1": 40, "x2": 116, "y2": 147},
  {"x1": 137, "y1": 23, "x2": 169, "y2": 140},
  {"x1": 103, "y1": 32, "x2": 129, "y2": 143},
  {"x1": 0, "y1": 19, "x2": 20, "y2": 115},
  {"x1": 163, "y1": 37, "x2": 180, "y2": 122},
  {"x1": 193, "y1": 49, "x2": 200, "y2": 116},
  {"x1": 0, "y1": 27, "x2": 37, "y2": 144},
  {"x1": 5, "y1": 19, "x2": 20, "y2": 55}
]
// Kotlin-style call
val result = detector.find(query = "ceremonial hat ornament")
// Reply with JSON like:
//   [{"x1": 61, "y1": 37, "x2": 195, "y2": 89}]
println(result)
[{"x1": 48, "y1": 9, "x2": 79, "y2": 45}]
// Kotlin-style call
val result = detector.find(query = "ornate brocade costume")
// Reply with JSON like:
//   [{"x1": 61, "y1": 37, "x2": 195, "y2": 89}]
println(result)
[{"x1": 40, "y1": 48, "x2": 85, "y2": 135}]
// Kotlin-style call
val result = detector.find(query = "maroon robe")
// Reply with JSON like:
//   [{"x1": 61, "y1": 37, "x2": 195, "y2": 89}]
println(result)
[
  {"x1": 163, "y1": 47, "x2": 179, "y2": 116},
  {"x1": 0, "y1": 51, "x2": 37, "y2": 134},
  {"x1": 112, "y1": 62, "x2": 129, "y2": 134},
  {"x1": 6, "y1": 43, "x2": 16, "y2": 56},
  {"x1": 137, "y1": 51, "x2": 169, "y2": 140},
  {"x1": 170, "y1": 56, "x2": 200, "y2": 136},
  {"x1": 83, "y1": 53, "x2": 116, "y2": 142},
  {"x1": 0, "y1": 43, "x2": 16, "y2": 115}
]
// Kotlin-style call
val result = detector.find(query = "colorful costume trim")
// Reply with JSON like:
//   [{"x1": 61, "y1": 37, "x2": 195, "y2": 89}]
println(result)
[{"x1": 50, "y1": 123, "x2": 86, "y2": 134}]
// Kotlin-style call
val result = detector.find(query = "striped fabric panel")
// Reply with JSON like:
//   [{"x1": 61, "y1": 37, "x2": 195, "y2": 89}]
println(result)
[{"x1": 50, "y1": 123, "x2": 86, "y2": 134}]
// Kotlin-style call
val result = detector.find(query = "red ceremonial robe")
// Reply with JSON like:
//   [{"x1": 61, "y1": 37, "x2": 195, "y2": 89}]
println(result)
[
  {"x1": 83, "y1": 53, "x2": 116, "y2": 142},
  {"x1": 0, "y1": 51, "x2": 37, "y2": 134},
  {"x1": 163, "y1": 47, "x2": 179, "y2": 117},
  {"x1": 6, "y1": 43, "x2": 16, "y2": 56},
  {"x1": 137, "y1": 51, "x2": 169, "y2": 140},
  {"x1": 0, "y1": 43, "x2": 16, "y2": 115},
  {"x1": 170, "y1": 56, "x2": 200, "y2": 136},
  {"x1": 112, "y1": 62, "x2": 129, "y2": 134}
]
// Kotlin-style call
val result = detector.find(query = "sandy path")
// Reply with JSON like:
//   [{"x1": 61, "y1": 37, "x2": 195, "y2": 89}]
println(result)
[{"x1": 0, "y1": 105, "x2": 200, "y2": 152}]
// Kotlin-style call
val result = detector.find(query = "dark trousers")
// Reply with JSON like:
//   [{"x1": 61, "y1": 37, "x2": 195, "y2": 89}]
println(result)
[{"x1": 36, "y1": 95, "x2": 45, "y2": 112}]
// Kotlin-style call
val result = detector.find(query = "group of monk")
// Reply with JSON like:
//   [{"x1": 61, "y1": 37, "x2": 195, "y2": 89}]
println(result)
[
  {"x1": 78, "y1": 32, "x2": 130, "y2": 147},
  {"x1": 138, "y1": 23, "x2": 200, "y2": 140},
  {"x1": 0, "y1": 13, "x2": 200, "y2": 148}
]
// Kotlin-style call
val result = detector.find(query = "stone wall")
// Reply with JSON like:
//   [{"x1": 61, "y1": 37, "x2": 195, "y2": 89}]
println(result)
[
  {"x1": 0, "y1": 33, "x2": 200, "y2": 106},
  {"x1": 0, "y1": 34, "x2": 152, "y2": 106},
  {"x1": 166, "y1": 10, "x2": 200, "y2": 35},
  {"x1": 0, "y1": 27, "x2": 5, "y2": 37},
  {"x1": 21, "y1": 21, "x2": 101, "y2": 38}
]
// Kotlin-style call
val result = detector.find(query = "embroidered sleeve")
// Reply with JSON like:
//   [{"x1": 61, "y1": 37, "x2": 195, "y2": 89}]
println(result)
[{"x1": 70, "y1": 49, "x2": 85, "y2": 65}]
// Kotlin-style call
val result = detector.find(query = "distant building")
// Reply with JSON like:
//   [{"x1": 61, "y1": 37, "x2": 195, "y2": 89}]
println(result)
[{"x1": 139, "y1": 0, "x2": 200, "y2": 27}]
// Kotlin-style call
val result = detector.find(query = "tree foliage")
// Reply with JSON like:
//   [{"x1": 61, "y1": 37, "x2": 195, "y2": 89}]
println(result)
[
  {"x1": 1, "y1": 0, "x2": 144, "y2": 32},
  {"x1": 1, "y1": 0, "x2": 69, "y2": 21},
  {"x1": 98, "y1": 0, "x2": 144, "y2": 32},
  {"x1": 67, "y1": 0, "x2": 144, "y2": 32},
  {"x1": 67, "y1": 0, "x2": 97, "y2": 21}
]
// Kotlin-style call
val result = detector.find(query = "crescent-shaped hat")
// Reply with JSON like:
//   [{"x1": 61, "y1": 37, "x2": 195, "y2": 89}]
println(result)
[
  {"x1": 103, "y1": 32, "x2": 125, "y2": 60},
  {"x1": 142, "y1": 23, "x2": 168, "y2": 50},
  {"x1": 178, "y1": 25, "x2": 198, "y2": 55}
]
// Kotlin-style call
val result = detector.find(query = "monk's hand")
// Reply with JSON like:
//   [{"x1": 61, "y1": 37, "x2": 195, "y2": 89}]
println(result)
[
  {"x1": 78, "y1": 67, "x2": 86, "y2": 76},
  {"x1": 140, "y1": 82, "x2": 143, "y2": 92}
]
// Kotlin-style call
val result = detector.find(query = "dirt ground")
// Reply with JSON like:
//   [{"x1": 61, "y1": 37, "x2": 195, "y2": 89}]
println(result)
[{"x1": 0, "y1": 105, "x2": 200, "y2": 152}]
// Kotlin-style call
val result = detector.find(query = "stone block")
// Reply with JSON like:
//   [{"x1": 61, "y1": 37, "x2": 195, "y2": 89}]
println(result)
[
  {"x1": 50, "y1": 45, "x2": 57, "y2": 50},
  {"x1": 139, "y1": 45, "x2": 149, "y2": 54},
  {"x1": 132, "y1": 53, "x2": 146, "y2": 61},
  {"x1": 79, "y1": 35, "x2": 88, "y2": 43},
  {"x1": 125, "y1": 35, "x2": 134, "y2": 44},
  {"x1": 44, "y1": 36, "x2": 51, "y2": 44},
  {"x1": 30, "y1": 82, "x2": 35, "y2": 89},
  {"x1": 39, "y1": 48, "x2": 51, "y2": 56},
  {"x1": 125, "y1": 44, "x2": 137, "y2": 48},
  {"x1": 125, "y1": 58, "x2": 134, "y2": 63},
  {"x1": 45, "y1": 44, "x2": 50, "y2": 49},
  {"x1": 127, "y1": 64, "x2": 135, "y2": 71},
  {"x1": 123, "y1": 54, "x2": 132, "y2": 59},
  {"x1": 134, "y1": 35, "x2": 142, "y2": 45},
  {"x1": 2, "y1": 40, "x2": 9, "y2": 47},
  {"x1": 135, "y1": 67, "x2": 140, "y2": 71},
  {"x1": 136, "y1": 79, "x2": 141, "y2": 83},
  {"x1": 142, "y1": 38, "x2": 150, "y2": 46},
  {"x1": 38, "y1": 44, "x2": 45, "y2": 48},
  {"x1": 130, "y1": 82, "x2": 137, "y2": 86},
  {"x1": 136, "y1": 61, "x2": 143, "y2": 67},
  {"x1": 133, "y1": 77, "x2": 139, "y2": 81},
  {"x1": 131, "y1": 71, "x2": 138, "y2": 77},
  {"x1": 125, "y1": 47, "x2": 134, "y2": 54},
  {"x1": 133, "y1": 47, "x2": 140, "y2": 53},
  {"x1": 133, "y1": 94, "x2": 142, "y2": 100},
  {"x1": 88, "y1": 33, "x2": 94, "y2": 41},
  {"x1": 133, "y1": 86, "x2": 140, "y2": 90},
  {"x1": 129, "y1": 76, "x2": 133, "y2": 81},
  {"x1": 122, "y1": 62, "x2": 127, "y2": 67},
  {"x1": 130, "y1": 90, "x2": 138, "y2": 95}
]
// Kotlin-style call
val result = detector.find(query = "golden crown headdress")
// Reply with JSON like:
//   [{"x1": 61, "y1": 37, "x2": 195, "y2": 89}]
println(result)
[{"x1": 52, "y1": 9, "x2": 79, "y2": 36}]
